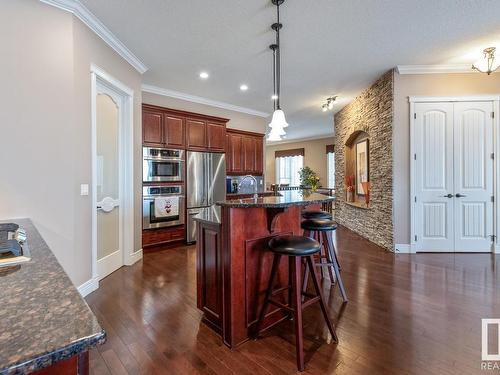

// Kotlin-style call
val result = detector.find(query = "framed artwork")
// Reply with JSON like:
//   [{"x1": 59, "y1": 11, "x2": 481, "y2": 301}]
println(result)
[{"x1": 355, "y1": 139, "x2": 369, "y2": 195}]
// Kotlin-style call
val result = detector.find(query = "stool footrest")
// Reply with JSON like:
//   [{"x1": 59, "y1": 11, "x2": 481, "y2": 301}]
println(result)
[
  {"x1": 271, "y1": 285, "x2": 291, "y2": 296},
  {"x1": 302, "y1": 296, "x2": 321, "y2": 309},
  {"x1": 315, "y1": 262, "x2": 334, "y2": 267},
  {"x1": 268, "y1": 299, "x2": 293, "y2": 313}
]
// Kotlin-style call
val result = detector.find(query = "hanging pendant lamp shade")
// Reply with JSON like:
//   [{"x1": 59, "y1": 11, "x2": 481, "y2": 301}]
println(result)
[{"x1": 269, "y1": 109, "x2": 289, "y2": 129}]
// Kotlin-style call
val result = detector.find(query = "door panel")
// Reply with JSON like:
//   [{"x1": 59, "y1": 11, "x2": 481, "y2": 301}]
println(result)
[
  {"x1": 164, "y1": 115, "x2": 185, "y2": 147},
  {"x1": 453, "y1": 102, "x2": 493, "y2": 251},
  {"x1": 187, "y1": 119, "x2": 206, "y2": 149},
  {"x1": 207, "y1": 122, "x2": 226, "y2": 151},
  {"x1": 186, "y1": 151, "x2": 208, "y2": 208},
  {"x1": 143, "y1": 110, "x2": 163, "y2": 145},
  {"x1": 415, "y1": 103, "x2": 454, "y2": 251},
  {"x1": 243, "y1": 136, "x2": 255, "y2": 173},
  {"x1": 96, "y1": 93, "x2": 122, "y2": 279}
]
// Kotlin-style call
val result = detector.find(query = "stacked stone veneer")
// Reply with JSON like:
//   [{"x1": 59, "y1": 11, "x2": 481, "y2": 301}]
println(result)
[{"x1": 334, "y1": 70, "x2": 394, "y2": 250}]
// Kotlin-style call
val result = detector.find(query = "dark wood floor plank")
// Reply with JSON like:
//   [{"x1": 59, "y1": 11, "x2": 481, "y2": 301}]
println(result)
[{"x1": 87, "y1": 226, "x2": 499, "y2": 375}]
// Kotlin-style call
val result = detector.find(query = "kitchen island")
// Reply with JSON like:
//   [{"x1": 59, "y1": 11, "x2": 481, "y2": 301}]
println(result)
[
  {"x1": 194, "y1": 191, "x2": 334, "y2": 348},
  {"x1": 0, "y1": 219, "x2": 105, "y2": 375}
]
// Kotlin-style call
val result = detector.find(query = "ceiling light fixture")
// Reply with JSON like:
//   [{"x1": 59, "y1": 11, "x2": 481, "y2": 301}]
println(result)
[
  {"x1": 199, "y1": 72, "x2": 209, "y2": 79},
  {"x1": 472, "y1": 47, "x2": 500, "y2": 75},
  {"x1": 322, "y1": 96, "x2": 338, "y2": 112},
  {"x1": 267, "y1": 0, "x2": 289, "y2": 142},
  {"x1": 240, "y1": 84, "x2": 249, "y2": 91}
]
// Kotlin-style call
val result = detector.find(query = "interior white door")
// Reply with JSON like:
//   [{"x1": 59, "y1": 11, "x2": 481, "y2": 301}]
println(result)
[
  {"x1": 96, "y1": 92, "x2": 122, "y2": 279},
  {"x1": 414, "y1": 103, "x2": 455, "y2": 252},
  {"x1": 453, "y1": 102, "x2": 493, "y2": 252}
]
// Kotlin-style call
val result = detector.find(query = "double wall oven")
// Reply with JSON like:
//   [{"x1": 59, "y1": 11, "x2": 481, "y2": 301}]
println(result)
[{"x1": 143, "y1": 147, "x2": 186, "y2": 230}]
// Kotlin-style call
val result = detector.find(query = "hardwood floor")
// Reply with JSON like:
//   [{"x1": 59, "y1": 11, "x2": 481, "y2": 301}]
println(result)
[{"x1": 86, "y1": 226, "x2": 500, "y2": 374}]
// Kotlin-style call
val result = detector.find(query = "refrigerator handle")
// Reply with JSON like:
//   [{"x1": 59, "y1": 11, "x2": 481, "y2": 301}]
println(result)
[
  {"x1": 207, "y1": 153, "x2": 213, "y2": 205},
  {"x1": 204, "y1": 153, "x2": 209, "y2": 206}
]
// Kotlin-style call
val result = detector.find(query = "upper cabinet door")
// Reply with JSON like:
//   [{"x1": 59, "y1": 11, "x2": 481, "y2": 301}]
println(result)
[
  {"x1": 164, "y1": 114, "x2": 185, "y2": 148},
  {"x1": 186, "y1": 119, "x2": 207, "y2": 150},
  {"x1": 207, "y1": 122, "x2": 226, "y2": 151},
  {"x1": 254, "y1": 137, "x2": 263, "y2": 175},
  {"x1": 243, "y1": 136, "x2": 255, "y2": 173},
  {"x1": 143, "y1": 110, "x2": 163, "y2": 146},
  {"x1": 230, "y1": 134, "x2": 243, "y2": 173}
]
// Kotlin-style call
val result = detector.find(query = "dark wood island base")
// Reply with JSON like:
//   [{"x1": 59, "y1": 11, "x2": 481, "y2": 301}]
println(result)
[{"x1": 194, "y1": 192, "x2": 333, "y2": 348}]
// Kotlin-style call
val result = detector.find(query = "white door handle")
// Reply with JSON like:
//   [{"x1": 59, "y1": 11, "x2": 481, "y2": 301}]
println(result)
[{"x1": 97, "y1": 197, "x2": 119, "y2": 213}]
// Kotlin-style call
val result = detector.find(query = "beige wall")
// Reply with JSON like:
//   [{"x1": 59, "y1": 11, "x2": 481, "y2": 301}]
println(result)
[
  {"x1": 142, "y1": 92, "x2": 269, "y2": 134},
  {"x1": 393, "y1": 72, "x2": 500, "y2": 244},
  {"x1": 0, "y1": 0, "x2": 143, "y2": 287},
  {"x1": 265, "y1": 137, "x2": 335, "y2": 187}
]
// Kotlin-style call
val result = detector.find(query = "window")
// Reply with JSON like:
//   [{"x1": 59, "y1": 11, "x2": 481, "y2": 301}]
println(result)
[
  {"x1": 276, "y1": 155, "x2": 303, "y2": 185},
  {"x1": 275, "y1": 148, "x2": 304, "y2": 186},
  {"x1": 326, "y1": 144, "x2": 335, "y2": 188}
]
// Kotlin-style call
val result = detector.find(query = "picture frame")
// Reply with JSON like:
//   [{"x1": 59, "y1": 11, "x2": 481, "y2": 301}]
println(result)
[{"x1": 355, "y1": 139, "x2": 369, "y2": 195}]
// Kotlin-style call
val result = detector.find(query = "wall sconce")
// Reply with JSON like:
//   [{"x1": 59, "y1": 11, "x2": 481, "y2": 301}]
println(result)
[
  {"x1": 472, "y1": 47, "x2": 500, "y2": 75},
  {"x1": 322, "y1": 96, "x2": 338, "y2": 112}
]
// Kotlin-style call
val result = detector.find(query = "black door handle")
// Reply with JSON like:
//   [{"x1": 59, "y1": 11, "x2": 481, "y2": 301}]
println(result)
[
  {"x1": 443, "y1": 194, "x2": 453, "y2": 198},
  {"x1": 455, "y1": 194, "x2": 467, "y2": 198}
]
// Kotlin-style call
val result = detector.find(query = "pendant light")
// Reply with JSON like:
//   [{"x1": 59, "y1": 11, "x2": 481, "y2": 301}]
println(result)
[
  {"x1": 267, "y1": 0, "x2": 289, "y2": 141},
  {"x1": 472, "y1": 47, "x2": 500, "y2": 75}
]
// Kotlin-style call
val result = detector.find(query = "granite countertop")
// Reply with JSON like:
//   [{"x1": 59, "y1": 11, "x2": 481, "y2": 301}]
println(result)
[
  {"x1": 0, "y1": 219, "x2": 105, "y2": 375},
  {"x1": 216, "y1": 190, "x2": 335, "y2": 208},
  {"x1": 192, "y1": 206, "x2": 221, "y2": 225}
]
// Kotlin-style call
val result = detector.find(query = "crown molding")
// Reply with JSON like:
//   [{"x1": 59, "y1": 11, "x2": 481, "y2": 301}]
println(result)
[
  {"x1": 266, "y1": 133, "x2": 334, "y2": 146},
  {"x1": 396, "y1": 64, "x2": 476, "y2": 75},
  {"x1": 40, "y1": 0, "x2": 148, "y2": 74},
  {"x1": 142, "y1": 84, "x2": 270, "y2": 118}
]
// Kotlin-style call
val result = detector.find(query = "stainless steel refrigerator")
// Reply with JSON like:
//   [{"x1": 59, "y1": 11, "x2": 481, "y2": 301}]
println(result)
[{"x1": 186, "y1": 151, "x2": 226, "y2": 243}]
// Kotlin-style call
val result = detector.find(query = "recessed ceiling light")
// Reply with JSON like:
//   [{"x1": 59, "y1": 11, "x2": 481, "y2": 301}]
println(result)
[
  {"x1": 199, "y1": 72, "x2": 209, "y2": 79},
  {"x1": 240, "y1": 84, "x2": 249, "y2": 91}
]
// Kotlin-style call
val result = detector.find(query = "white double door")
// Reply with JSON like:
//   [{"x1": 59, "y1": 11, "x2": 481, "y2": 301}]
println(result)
[{"x1": 414, "y1": 101, "x2": 494, "y2": 252}]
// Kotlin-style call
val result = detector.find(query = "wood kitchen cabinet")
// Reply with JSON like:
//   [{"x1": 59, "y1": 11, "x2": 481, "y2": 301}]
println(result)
[
  {"x1": 143, "y1": 109, "x2": 163, "y2": 146},
  {"x1": 207, "y1": 122, "x2": 226, "y2": 151},
  {"x1": 142, "y1": 104, "x2": 228, "y2": 151},
  {"x1": 164, "y1": 114, "x2": 185, "y2": 148},
  {"x1": 226, "y1": 129, "x2": 264, "y2": 176},
  {"x1": 186, "y1": 119, "x2": 207, "y2": 150}
]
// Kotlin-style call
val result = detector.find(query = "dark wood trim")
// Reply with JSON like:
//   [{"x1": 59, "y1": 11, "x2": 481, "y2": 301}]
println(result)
[
  {"x1": 326, "y1": 144, "x2": 334, "y2": 154},
  {"x1": 226, "y1": 128, "x2": 265, "y2": 138},
  {"x1": 142, "y1": 104, "x2": 229, "y2": 124},
  {"x1": 33, "y1": 351, "x2": 89, "y2": 375},
  {"x1": 275, "y1": 148, "x2": 305, "y2": 158}
]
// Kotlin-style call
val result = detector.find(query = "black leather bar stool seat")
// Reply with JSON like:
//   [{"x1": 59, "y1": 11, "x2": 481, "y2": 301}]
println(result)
[
  {"x1": 301, "y1": 219, "x2": 337, "y2": 232},
  {"x1": 268, "y1": 235, "x2": 320, "y2": 256},
  {"x1": 301, "y1": 210, "x2": 332, "y2": 220},
  {"x1": 301, "y1": 218, "x2": 347, "y2": 302},
  {"x1": 255, "y1": 235, "x2": 338, "y2": 372}
]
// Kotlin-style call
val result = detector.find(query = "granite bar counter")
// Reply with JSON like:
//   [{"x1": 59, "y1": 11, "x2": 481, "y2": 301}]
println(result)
[
  {"x1": 0, "y1": 219, "x2": 105, "y2": 375},
  {"x1": 195, "y1": 191, "x2": 334, "y2": 348}
]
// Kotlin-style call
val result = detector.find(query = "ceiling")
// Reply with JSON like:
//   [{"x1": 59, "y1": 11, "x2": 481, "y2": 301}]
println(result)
[{"x1": 80, "y1": 0, "x2": 500, "y2": 142}]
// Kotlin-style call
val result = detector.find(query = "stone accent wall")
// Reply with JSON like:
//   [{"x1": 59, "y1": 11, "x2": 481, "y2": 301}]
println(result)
[{"x1": 334, "y1": 70, "x2": 394, "y2": 250}]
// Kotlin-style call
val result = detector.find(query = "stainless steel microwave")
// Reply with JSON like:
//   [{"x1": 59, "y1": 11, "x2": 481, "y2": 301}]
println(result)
[{"x1": 143, "y1": 147, "x2": 184, "y2": 182}]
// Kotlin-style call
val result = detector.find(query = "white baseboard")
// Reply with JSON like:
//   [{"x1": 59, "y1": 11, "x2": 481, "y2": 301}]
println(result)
[
  {"x1": 394, "y1": 244, "x2": 415, "y2": 253},
  {"x1": 125, "y1": 248, "x2": 143, "y2": 266},
  {"x1": 97, "y1": 249, "x2": 122, "y2": 281},
  {"x1": 78, "y1": 277, "x2": 99, "y2": 297}
]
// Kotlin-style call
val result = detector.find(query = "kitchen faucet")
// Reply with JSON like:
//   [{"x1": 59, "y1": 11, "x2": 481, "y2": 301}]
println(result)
[{"x1": 238, "y1": 175, "x2": 258, "y2": 199}]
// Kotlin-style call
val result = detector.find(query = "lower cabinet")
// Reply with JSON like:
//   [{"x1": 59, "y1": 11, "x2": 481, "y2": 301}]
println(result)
[
  {"x1": 142, "y1": 226, "x2": 185, "y2": 247},
  {"x1": 196, "y1": 221, "x2": 223, "y2": 333}
]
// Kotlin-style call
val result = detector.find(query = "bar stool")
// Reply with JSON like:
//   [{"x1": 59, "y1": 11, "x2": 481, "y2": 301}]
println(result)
[
  {"x1": 302, "y1": 219, "x2": 347, "y2": 302},
  {"x1": 255, "y1": 235, "x2": 338, "y2": 372},
  {"x1": 301, "y1": 210, "x2": 332, "y2": 220}
]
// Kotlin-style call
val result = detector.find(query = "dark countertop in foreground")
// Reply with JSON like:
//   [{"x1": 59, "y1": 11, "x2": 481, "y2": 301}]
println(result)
[
  {"x1": 192, "y1": 206, "x2": 222, "y2": 225},
  {"x1": 216, "y1": 190, "x2": 335, "y2": 208},
  {"x1": 0, "y1": 219, "x2": 105, "y2": 375}
]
